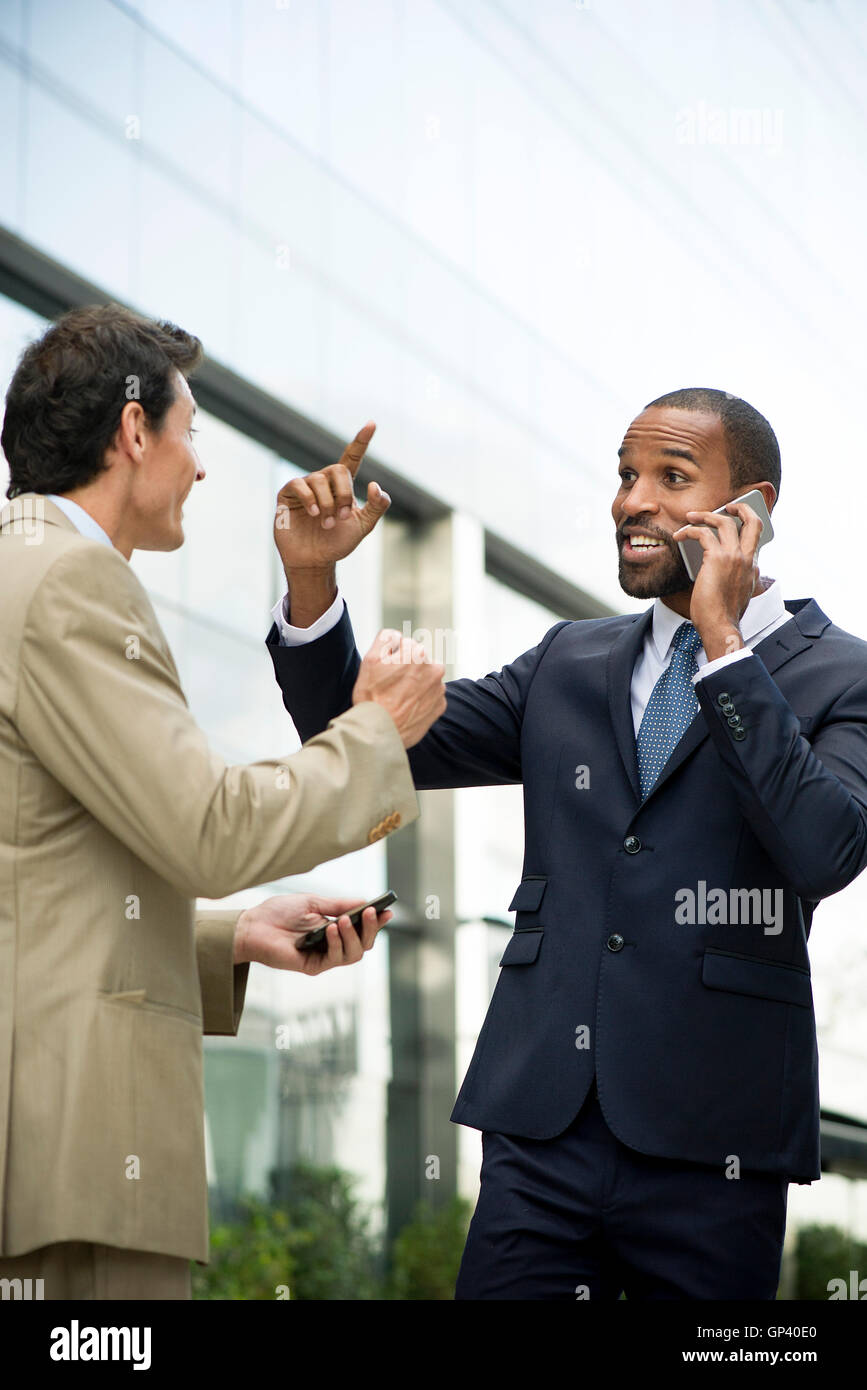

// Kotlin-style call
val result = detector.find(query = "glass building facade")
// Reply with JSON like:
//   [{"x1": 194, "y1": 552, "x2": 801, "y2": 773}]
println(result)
[{"x1": 2, "y1": 0, "x2": 866, "y2": 1264}]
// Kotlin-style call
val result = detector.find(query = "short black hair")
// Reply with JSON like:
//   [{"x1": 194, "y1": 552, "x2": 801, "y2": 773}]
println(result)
[
  {"x1": 2, "y1": 303, "x2": 203, "y2": 499},
  {"x1": 643, "y1": 387, "x2": 781, "y2": 505}
]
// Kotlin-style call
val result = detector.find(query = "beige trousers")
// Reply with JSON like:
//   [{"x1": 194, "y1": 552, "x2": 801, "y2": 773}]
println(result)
[{"x1": 0, "y1": 1241, "x2": 191, "y2": 1299}]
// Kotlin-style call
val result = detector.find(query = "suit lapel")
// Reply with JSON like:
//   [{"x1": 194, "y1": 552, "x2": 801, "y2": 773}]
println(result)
[
  {"x1": 606, "y1": 597, "x2": 829, "y2": 807},
  {"x1": 607, "y1": 607, "x2": 652, "y2": 803},
  {"x1": 751, "y1": 598, "x2": 829, "y2": 676}
]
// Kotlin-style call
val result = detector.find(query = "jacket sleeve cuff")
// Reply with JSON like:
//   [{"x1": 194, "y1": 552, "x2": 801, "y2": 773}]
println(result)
[{"x1": 194, "y1": 909, "x2": 250, "y2": 1035}]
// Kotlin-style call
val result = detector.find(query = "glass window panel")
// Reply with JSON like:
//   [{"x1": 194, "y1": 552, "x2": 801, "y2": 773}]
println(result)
[
  {"x1": 236, "y1": 233, "x2": 328, "y2": 425},
  {"x1": 326, "y1": 0, "x2": 404, "y2": 211},
  {"x1": 28, "y1": 0, "x2": 137, "y2": 130},
  {"x1": 401, "y1": 0, "x2": 474, "y2": 269},
  {"x1": 237, "y1": 0, "x2": 323, "y2": 154},
  {"x1": 0, "y1": 59, "x2": 22, "y2": 235},
  {"x1": 135, "y1": 0, "x2": 237, "y2": 89},
  {"x1": 470, "y1": 64, "x2": 535, "y2": 320},
  {"x1": 239, "y1": 112, "x2": 328, "y2": 273},
  {"x1": 327, "y1": 180, "x2": 407, "y2": 332},
  {"x1": 150, "y1": 602, "x2": 285, "y2": 765},
  {"x1": 321, "y1": 296, "x2": 402, "y2": 444},
  {"x1": 140, "y1": 28, "x2": 237, "y2": 206},
  {"x1": 136, "y1": 164, "x2": 238, "y2": 360},
  {"x1": 0, "y1": 0, "x2": 23, "y2": 46},
  {"x1": 470, "y1": 295, "x2": 532, "y2": 421},
  {"x1": 0, "y1": 295, "x2": 49, "y2": 497},
  {"x1": 24, "y1": 85, "x2": 134, "y2": 297},
  {"x1": 404, "y1": 252, "x2": 473, "y2": 388},
  {"x1": 455, "y1": 572, "x2": 563, "y2": 928}
]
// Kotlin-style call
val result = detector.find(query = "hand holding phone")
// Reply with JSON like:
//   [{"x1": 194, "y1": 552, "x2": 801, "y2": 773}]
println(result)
[
  {"x1": 295, "y1": 890, "x2": 397, "y2": 954},
  {"x1": 676, "y1": 488, "x2": 773, "y2": 582}
]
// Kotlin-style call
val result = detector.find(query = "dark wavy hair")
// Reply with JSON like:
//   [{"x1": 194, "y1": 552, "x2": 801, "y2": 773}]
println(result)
[{"x1": 2, "y1": 303, "x2": 203, "y2": 498}]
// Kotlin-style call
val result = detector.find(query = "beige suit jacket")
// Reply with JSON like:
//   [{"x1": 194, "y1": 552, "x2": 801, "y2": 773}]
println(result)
[{"x1": 0, "y1": 494, "x2": 418, "y2": 1262}]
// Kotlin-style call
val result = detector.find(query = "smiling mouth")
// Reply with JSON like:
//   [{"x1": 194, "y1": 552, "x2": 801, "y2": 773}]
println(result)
[{"x1": 621, "y1": 534, "x2": 669, "y2": 558}]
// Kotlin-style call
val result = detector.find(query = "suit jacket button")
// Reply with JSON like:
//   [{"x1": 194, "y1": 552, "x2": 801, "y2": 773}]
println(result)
[
  {"x1": 727, "y1": 714, "x2": 742, "y2": 727},
  {"x1": 721, "y1": 701, "x2": 736, "y2": 716},
  {"x1": 623, "y1": 835, "x2": 641, "y2": 854},
  {"x1": 733, "y1": 728, "x2": 747, "y2": 741},
  {"x1": 717, "y1": 692, "x2": 731, "y2": 706},
  {"x1": 607, "y1": 933, "x2": 625, "y2": 952}
]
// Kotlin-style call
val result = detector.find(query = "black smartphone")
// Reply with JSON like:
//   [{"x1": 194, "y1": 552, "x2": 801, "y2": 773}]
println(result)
[{"x1": 295, "y1": 890, "x2": 397, "y2": 954}]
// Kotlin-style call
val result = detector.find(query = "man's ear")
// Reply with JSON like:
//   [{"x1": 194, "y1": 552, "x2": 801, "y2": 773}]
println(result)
[
  {"x1": 739, "y1": 478, "x2": 777, "y2": 513},
  {"x1": 757, "y1": 480, "x2": 777, "y2": 513},
  {"x1": 113, "y1": 399, "x2": 148, "y2": 464}
]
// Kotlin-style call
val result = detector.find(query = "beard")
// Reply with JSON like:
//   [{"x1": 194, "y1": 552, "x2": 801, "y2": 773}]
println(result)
[{"x1": 616, "y1": 531, "x2": 693, "y2": 599}]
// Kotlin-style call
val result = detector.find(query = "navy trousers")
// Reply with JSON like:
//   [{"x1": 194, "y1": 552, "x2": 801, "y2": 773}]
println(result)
[{"x1": 454, "y1": 1081, "x2": 789, "y2": 1300}]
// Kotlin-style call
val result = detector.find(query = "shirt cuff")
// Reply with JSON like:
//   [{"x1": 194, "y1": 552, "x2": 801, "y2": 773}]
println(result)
[
  {"x1": 271, "y1": 589, "x2": 345, "y2": 646},
  {"x1": 692, "y1": 646, "x2": 754, "y2": 684},
  {"x1": 194, "y1": 909, "x2": 249, "y2": 1036}
]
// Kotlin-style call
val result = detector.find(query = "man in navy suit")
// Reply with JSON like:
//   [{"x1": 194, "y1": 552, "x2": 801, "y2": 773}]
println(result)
[{"x1": 263, "y1": 388, "x2": 867, "y2": 1299}]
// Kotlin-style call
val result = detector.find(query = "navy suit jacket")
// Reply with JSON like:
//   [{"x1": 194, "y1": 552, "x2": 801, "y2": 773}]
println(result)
[{"x1": 267, "y1": 597, "x2": 867, "y2": 1183}]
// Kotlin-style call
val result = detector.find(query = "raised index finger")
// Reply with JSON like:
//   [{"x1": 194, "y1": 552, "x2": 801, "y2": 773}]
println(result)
[{"x1": 336, "y1": 421, "x2": 377, "y2": 480}]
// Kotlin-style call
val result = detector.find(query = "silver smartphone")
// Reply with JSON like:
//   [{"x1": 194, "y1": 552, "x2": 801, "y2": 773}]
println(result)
[{"x1": 677, "y1": 488, "x2": 774, "y2": 582}]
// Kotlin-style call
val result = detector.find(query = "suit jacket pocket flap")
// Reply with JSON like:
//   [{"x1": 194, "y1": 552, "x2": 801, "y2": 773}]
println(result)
[
  {"x1": 500, "y1": 928, "x2": 544, "y2": 966},
  {"x1": 507, "y1": 877, "x2": 548, "y2": 912},
  {"x1": 702, "y1": 950, "x2": 812, "y2": 1007}
]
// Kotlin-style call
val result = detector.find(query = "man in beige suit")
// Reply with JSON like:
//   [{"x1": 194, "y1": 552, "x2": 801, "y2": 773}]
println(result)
[{"x1": 0, "y1": 303, "x2": 445, "y2": 1299}]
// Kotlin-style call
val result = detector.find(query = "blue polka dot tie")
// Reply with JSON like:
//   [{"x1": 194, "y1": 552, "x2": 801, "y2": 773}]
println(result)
[{"x1": 636, "y1": 621, "x2": 704, "y2": 799}]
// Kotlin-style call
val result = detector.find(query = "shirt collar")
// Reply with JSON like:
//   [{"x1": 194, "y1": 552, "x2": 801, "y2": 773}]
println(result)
[
  {"x1": 650, "y1": 578, "x2": 787, "y2": 661},
  {"x1": 45, "y1": 494, "x2": 114, "y2": 550}
]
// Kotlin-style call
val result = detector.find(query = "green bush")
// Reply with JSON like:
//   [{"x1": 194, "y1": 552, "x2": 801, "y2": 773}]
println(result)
[
  {"x1": 192, "y1": 1164, "x2": 380, "y2": 1301},
  {"x1": 192, "y1": 1198, "x2": 296, "y2": 1301},
  {"x1": 192, "y1": 1166, "x2": 471, "y2": 1300},
  {"x1": 384, "y1": 1196, "x2": 473, "y2": 1301},
  {"x1": 795, "y1": 1223, "x2": 867, "y2": 1301}
]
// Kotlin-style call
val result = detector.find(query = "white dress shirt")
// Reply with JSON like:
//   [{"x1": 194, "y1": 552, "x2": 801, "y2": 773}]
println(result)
[
  {"x1": 46, "y1": 494, "x2": 114, "y2": 549},
  {"x1": 273, "y1": 578, "x2": 794, "y2": 739},
  {"x1": 271, "y1": 588, "x2": 346, "y2": 646}
]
